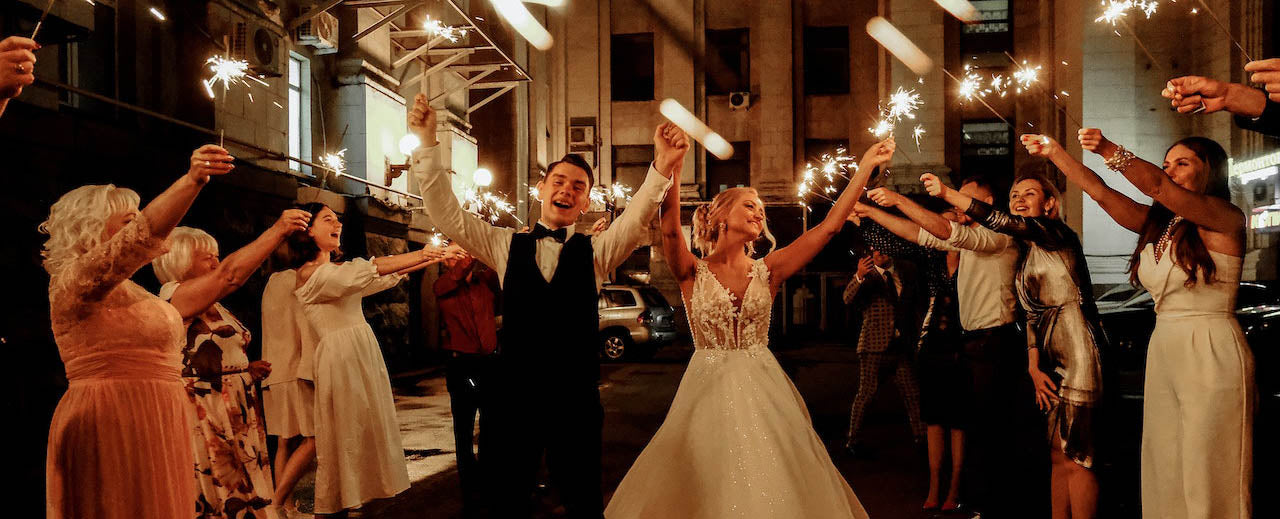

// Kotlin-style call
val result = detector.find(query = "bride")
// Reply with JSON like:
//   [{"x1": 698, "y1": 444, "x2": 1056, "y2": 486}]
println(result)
[{"x1": 605, "y1": 132, "x2": 896, "y2": 519}]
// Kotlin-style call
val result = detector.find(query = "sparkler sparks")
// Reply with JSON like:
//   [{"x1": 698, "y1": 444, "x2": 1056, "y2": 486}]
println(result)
[
  {"x1": 886, "y1": 87, "x2": 923, "y2": 122},
  {"x1": 957, "y1": 68, "x2": 986, "y2": 102},
  {"x1": 423, "y1": 14, "x2": 467, "y2": 42},
  {"x1": 202, "y1": 55, "x2": 268, "y2": 99},
  {"x1": 589, "y1": 183, "x2": 635, "y2": 212},
  {"x1": 464, "y1": 188, "x2": 522, "y2": 225},
  {"x1": 797, "y1": 147, "x2": 858, "y2": 208},
  {"x1": 913, "y1": 126, "x2": 926, "y2": 151},
  {"x1": 1012, "y1": 61, "x2": 1042, "y2": 93},
  {"x1": 319, "y1": 149, "x2": 347, "y2": 176}
]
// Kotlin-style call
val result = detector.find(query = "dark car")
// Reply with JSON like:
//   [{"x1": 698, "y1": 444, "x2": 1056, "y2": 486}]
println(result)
[{"x1": 598, "y1": 284, "x2": 679, "y2": 361}]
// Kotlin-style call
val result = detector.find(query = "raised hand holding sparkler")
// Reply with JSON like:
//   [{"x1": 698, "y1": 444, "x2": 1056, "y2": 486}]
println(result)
[
  {"x1": 1020, "y1": 133, "x2": 1061, "y2": 158},
  {"x1": 1246, "y1": 58, "x2": 1280, "y2": 102},
  {"x1": 0, "y1": 36, "x2": 38, "y2": 105}
]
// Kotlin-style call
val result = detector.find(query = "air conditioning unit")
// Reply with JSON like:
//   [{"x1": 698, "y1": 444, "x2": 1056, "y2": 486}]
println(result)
[
  {"x1": 729, "y1": 91, "x2": 750, "y2": 111},
  {"x1": 569, "y1": 125, "x2": 595, "y2": 147},
  {"x1": 296, "y1": 11, "x2": 338, "y2": 55},
  {"x1": 232, "y1": 19, "x2": 283, "y2": 77}
]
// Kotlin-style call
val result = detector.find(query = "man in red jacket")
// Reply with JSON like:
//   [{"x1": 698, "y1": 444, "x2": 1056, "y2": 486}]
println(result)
[{"x1": 434, "y1": 250, "x2": 500, "y2": 517}]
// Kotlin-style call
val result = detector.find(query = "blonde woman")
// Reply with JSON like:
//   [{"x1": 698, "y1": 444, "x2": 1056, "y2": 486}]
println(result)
[
  {"x1": 42, "y1": 145, "x2": 234, "y2": 519},
  {"x1": 605, "y1": 137, "x2": 895, "y2": 518},
  {"x1": 923, "y1": 171, "x2": 1104, "y2": 519},
  {"x1": 151, "y1": 212, "x2": 309, "y2": 519}
]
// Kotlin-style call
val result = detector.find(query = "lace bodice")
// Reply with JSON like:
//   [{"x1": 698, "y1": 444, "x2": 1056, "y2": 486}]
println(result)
[
  {"x1": 1137, "y1": 244, "x2": 1241, "y2": 318},
  {"x1": 687, "y1": 259, "x2": 773, "y2": 352},
  {"x1": 48, "y1": 213, "x2": 185, "y2": 382}
]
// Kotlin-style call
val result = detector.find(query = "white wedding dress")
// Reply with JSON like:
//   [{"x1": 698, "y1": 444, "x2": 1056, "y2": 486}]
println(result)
[{"x1": 606, "y1": 259, "x2": 869, "y2": 519}]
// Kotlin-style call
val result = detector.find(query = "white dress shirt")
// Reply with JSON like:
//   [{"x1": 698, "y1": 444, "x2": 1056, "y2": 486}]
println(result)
[
  {"x1": 412, "y1": 145, "x2": 673, "y2": 289},
  {"x1": 917, "y1": 221, "x2": 1018, "y2": 331}
]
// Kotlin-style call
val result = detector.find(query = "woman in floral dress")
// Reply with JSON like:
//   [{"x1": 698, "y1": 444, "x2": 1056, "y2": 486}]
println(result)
[{"x1": 152, "y1": 213, "x2": 309, "y2": 519}]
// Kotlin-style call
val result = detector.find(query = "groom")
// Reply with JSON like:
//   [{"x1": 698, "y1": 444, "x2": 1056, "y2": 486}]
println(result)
[{"x1": 408, "y1": 94, "x2": 688, "y2": 518}]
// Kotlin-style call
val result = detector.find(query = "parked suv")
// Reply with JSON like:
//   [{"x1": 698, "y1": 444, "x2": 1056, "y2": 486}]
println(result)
[{"x1": 598, "y1": 284, "x2": 679, "y2": 361}]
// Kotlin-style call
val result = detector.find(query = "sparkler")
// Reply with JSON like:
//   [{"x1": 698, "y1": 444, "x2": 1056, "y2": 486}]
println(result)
[
  {"x1": 31, "y1": 0, "x2": 56, "y2": 39},
  {"x1": 943, "y1": 67, "x2": 1013, "y2": 129},
  {"x1": 1003, "y1": 52, "x2": 1084, "y2": 130},
  {"x1": 423, "y1": 14, "x2": 467, "y2": 42},
  {"x1": 589, "y1": 183, "x2": 634, "y2": 212},
  {"x1": 429, "y1": 232, "x2": 448, "y2": 247},
  {"x1": 319, "y1": 149, "x2": 347, "y2": 176},
  {"x1": 866, "y1": 17, "x2": 934, "y2": 75},
  {"x1": 1194, "y1": 0, "x2": 1253, "y2": 62},
  {"x1": 464, "y1": 188, "x2": 523, "y2": 225},
  {"x1": 202, "y1": 55, "x2": 269, "y2": 100},
  {"x1": 659, "y1": 99, "x2": 734, "y2": 159},
  {"x1": 490, "y1": 0, "x2": 554, "y2": 50},
  {"x1": 868, "y1": 87, "x2": 922, "y2": 140},
  {"x1": 796, "y1": 147, "x2": 858, "y2": 208},
  {"x1": 913, "y1": 125, "x2": 926, "y2": 152}
]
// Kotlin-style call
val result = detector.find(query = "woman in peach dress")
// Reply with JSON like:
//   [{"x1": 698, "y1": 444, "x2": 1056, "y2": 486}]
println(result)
[{"x1": 41, "y1": 145, "x2": 234, "y2": 519}]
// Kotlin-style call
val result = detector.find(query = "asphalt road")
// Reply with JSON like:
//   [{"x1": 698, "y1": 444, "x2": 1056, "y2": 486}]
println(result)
[{"x1": 301, "y1": 340, "x2": 1276, "y2": 519}]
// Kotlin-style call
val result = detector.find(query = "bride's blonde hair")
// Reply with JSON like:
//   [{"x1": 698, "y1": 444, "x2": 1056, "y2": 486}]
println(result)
[
  {"x1": 39, "y1": 184, "x2": 141, "y2": 276},
  {"x1": 691, "y1": 187, "x2": 776, "y2": 257}
]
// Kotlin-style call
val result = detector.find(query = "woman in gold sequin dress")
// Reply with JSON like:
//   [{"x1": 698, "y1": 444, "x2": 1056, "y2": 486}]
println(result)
[
  {"x1": 606, "y1": 135, "x2": 896, "y2": 519},
  {"x1": 924, "y1": 171, "x2": 1104, "y2": 519}
]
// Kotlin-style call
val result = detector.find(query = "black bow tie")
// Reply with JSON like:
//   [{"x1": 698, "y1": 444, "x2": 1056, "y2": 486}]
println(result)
[{"x1": 530, "y1": 224, "x2": 567, "y2": 243}]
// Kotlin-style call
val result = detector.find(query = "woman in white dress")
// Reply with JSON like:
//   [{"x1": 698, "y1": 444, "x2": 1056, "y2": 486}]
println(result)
[
  {"x1": 261, "y1": 266, "x2": 322, "y2": 516},
  {"x1": 283, "y1": 202, "x2": 451, "y2": 517},
  {"x1": 605, "y1": 133, "x2": 896, "y2": 519},
  {"x1": 1021, "y1": 132, "x2": 1253, "y2": 518}
]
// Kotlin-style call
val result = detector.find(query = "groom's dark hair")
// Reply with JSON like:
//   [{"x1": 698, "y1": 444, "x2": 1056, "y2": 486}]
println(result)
[{"x1": 546, "y1": 153, "x2": 596, "y2": 189}]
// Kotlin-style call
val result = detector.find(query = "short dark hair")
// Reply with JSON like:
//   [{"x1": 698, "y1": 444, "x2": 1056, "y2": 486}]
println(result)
[
  {"x1": 545, "y1": 153, "x2": 595, "y2": 188},
  {"x1": 279, "y1": 202, "x2": 342, "y2": 270}
]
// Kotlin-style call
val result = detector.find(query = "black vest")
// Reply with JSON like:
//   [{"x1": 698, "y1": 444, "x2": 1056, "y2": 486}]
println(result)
[{"x1": 500, "y1": 232, "x2": 600, "y2": 388}]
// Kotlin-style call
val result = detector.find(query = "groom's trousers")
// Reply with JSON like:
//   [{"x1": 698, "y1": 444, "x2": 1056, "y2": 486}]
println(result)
[{"x1": 486, "y1": 382, "x2": 604, "y2": 519}]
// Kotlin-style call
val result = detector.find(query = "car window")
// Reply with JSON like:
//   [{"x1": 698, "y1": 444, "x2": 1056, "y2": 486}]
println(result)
[
  {"x1": 603, "y1": 289, "x2": 637, "y2": 308},
  {"x1": 638, "y1": 288, "x2": 668, "y2": 307},
  {"x1": 1236, "y1": 284, "x2": 1276, "y2": 309}
]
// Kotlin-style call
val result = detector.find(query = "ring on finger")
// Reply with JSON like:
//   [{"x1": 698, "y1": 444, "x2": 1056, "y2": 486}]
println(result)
[{"x1": 15, "y1": 63, "x2": 26, "y2": 74}]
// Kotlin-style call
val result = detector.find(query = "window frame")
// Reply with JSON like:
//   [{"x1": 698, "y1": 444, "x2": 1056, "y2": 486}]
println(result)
[{"x1": 288, "y1": 52, "x2": 313, "y2": 175}]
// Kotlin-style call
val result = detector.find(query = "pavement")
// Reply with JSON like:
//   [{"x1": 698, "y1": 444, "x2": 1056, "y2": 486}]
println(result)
[
  {"x1": 282, "y1": 339, "x2": 1280, "y2": 519},
  {"x1": 282, "y1": 341, "x2": 950, "y2": 518}
]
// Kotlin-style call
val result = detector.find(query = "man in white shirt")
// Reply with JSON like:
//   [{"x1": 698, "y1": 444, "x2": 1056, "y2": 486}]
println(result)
[
  {"x1": 858, "y1": 178, "x2": 1042, "y2": 519},
  {"x1": 407, "y1": 94, "x2": 687, "y2": 518}
]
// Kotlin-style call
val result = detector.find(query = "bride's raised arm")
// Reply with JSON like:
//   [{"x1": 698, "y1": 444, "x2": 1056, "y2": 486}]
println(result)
[
  {"x1": 658, "y1": 127, "x2": 697, "y2": 285},
  {"x1": 764, "y1": 138, "x2": 896, "y2": 287}
]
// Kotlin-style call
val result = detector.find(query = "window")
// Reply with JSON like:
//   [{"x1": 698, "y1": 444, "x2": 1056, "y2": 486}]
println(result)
[
  {"x1": 611, "y1": 33, "x2": 655, "y2": 101},
  {"x1": 960, "y1": 0, "x2": 1012, "y2": 57},
  {"x1": 706, "y1": 28, "x2": 749, "y2": 95},
  {"x1": 960, "y1": 120, "x2": 1012, "y2": 187},
  {"x1": 803, "y1": 26, "x2": 849, "y2": 95},
  {"x1": 288, "y1": 53, "x2": 312, "y2": 174},
  {"x1": 612, "y1": 145, "x2": 655, "y2": 210},
  {"x1": 706, "y1": 141, "x2": 750, "y2": 197},
  {"x1": 603, "y1": 289, "x2": 638, "y2": 308}
]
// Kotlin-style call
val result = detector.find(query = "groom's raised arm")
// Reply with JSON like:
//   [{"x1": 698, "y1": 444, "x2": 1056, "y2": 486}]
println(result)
[
  {"x1": 408, "y1": 94, "x2": 513, "y2": 277},
  {"x1": 593, "y1": 123, "x2": 685, "y2": 274}
]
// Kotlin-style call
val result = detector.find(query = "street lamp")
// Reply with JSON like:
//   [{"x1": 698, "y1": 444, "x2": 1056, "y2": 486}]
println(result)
[{"x1": 473, "y1": 167, "x2": 493, "y2": 187}]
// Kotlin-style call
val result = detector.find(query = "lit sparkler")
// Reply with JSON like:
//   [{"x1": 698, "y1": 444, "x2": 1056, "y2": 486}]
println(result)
[
  {"x1": 589, "y1": 183, "x2": 634, "y2": 212},
  {"x1": 464, "y1": 188, "x2": 522, "y2": 225},
  {"x1": 886, "y1": 87, "x2": 923, "y2": 122},
  {"x1": 319, "y1": 149, "x2": 347, "y2": 176},
  {"x1": 429, "y1": 232, "x2": 448, "y2": 247},
  {"x1": 202, "y1": 55, "x2": 268, "y2": 99},
  {"x1": 913, "y1": 125, "x2": 926, "y2": 152},
  {"x1": 796, "y1": 147, "x2": 858, "y2": 207},
  {"x1": 423, "y1": 14, "x2": 467, "y2": 42},
  {"x1": 1011, "y1": 61, "x2": 1041, "y2": 93},
  {"x1": 957, "y1": 68, "x2": 986, "y2": 102},
  {"x1": 989, "y1": 74, "x2": 1009, "y2": 97}
]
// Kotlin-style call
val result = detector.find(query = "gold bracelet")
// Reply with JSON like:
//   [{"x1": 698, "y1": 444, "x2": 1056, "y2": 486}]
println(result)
[{"x1": 1104, "y1": 145, "x2": 1136, "y2": 173}]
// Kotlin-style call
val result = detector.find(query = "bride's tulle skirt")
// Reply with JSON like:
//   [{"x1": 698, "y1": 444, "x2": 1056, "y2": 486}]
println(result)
[{"x1": 605, "y1": 347, "x2": 870, "y2": 519}]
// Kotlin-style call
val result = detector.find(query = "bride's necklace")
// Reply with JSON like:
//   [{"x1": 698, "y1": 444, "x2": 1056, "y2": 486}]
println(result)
[{"x1": 1154, "y1": 215, "x2": 1184, "y2": 263}]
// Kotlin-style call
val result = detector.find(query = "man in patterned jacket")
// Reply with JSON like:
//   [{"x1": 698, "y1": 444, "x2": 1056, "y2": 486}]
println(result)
[{"x1": 843, "y1": 248, "x2": 925, "y2": 456}]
